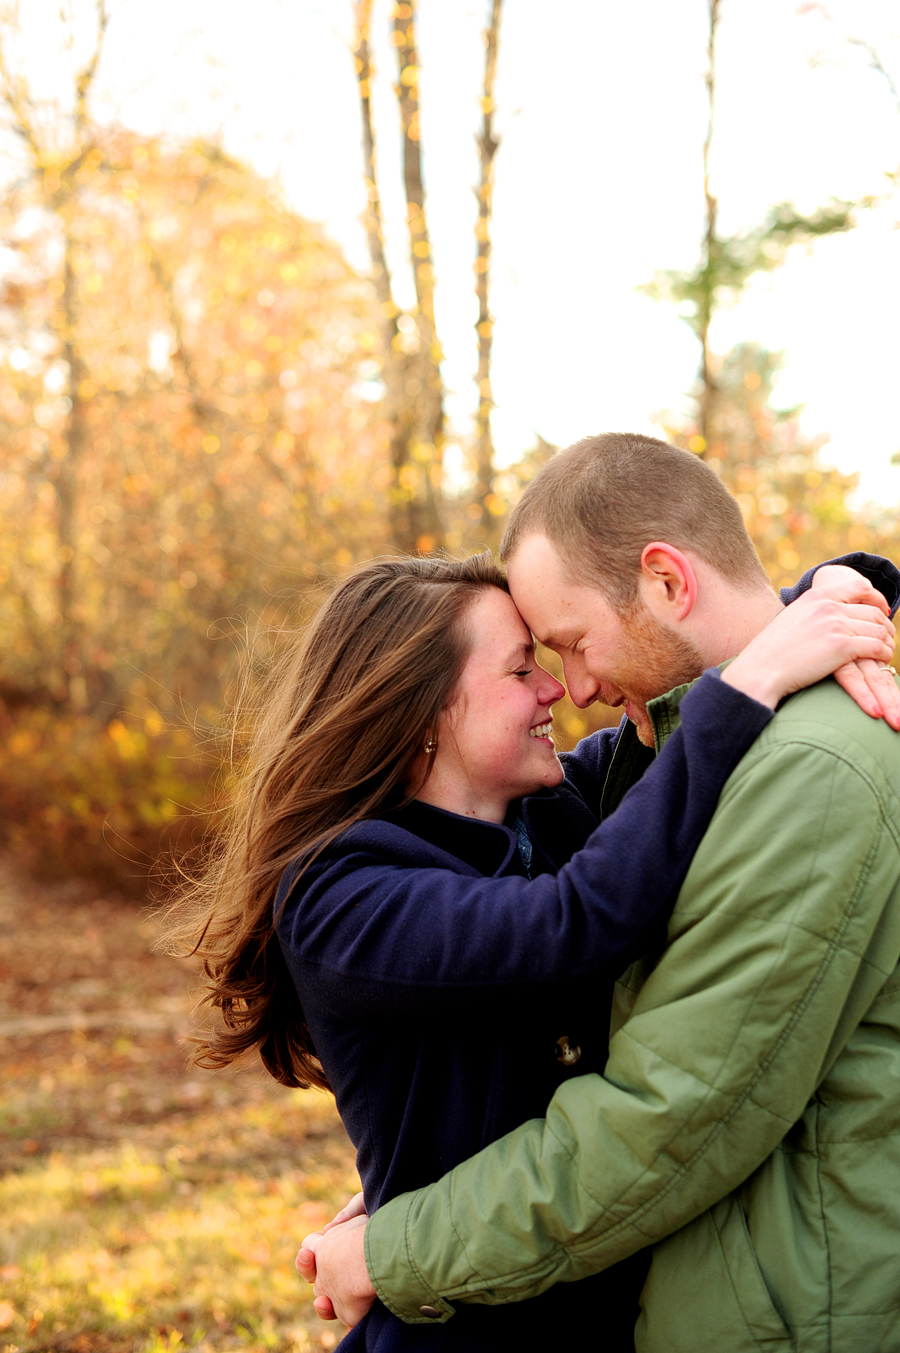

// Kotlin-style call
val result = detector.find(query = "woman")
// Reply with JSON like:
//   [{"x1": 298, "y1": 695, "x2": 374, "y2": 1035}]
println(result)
[{"x1": 174, "y1": 552, "x2": 897, "y2": 1351}]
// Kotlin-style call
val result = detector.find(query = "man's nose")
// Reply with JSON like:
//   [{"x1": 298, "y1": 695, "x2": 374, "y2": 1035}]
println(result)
[{"x1": 562, "y1": 660, "x2": 599, "y2": 709}]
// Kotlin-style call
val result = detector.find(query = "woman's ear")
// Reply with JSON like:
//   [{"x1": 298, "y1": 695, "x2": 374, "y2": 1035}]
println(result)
[{"x1": 639, "y1": 542, "x2": 698, "y2": 620}]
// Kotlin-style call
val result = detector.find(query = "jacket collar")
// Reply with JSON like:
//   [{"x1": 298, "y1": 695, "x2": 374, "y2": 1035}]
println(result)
[
  {"x1": 598, "y1": 679, "x2": 694, "y2": 820},
  {"x1": 384, "y1": 786, "x2": 599, "y2": 880},
  {"x1": 385, "y1": 799, "x2": 519, "y2": 877}
]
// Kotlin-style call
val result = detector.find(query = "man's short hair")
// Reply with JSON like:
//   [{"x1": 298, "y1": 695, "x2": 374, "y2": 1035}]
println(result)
[{"x1": 500, "y1": 432, "x2": 771, "y2": 608}]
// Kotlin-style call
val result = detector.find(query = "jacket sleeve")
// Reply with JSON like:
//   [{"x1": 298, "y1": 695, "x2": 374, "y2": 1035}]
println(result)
[
  {"x1": 364, "y1": 715, "x2": 900, "y2": 1322},
  {"x1": 781, "y1": 551, "x2": 900, "y2": 616},
  {"x1": 279, "y1": 672, "x2": 771, "y2": 1017}
]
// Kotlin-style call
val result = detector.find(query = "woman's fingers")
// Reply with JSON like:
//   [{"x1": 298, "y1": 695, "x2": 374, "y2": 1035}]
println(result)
[
  {"x1": 812, "y1": 598, "x2": 894, "y2": 646},
  {"x1": 323, "y1": 1191, "x2": 367, "y2": 1232},
  {"x1": 835, "y1": 660, "x2": 900, "y2": 729},
  {"x1": 810, "y1": 564, "x2": 891, "y2": 614},
  {"x1": 724, "y1": 590, "x2": 896, "y2": 711},
  {"x1": 867, "y1": 664, "x2": 900, "y2": 729}
]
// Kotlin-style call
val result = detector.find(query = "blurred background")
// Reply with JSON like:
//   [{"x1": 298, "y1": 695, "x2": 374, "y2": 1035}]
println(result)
[{"x1": 0, "y1": 0, "x2": 898, "y2": 1348}]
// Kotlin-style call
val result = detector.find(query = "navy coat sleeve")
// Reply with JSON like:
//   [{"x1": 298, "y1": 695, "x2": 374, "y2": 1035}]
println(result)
[
  {"x1": 277, "y1": 671, "x2": 772, "y2": 1019},
  {"x1": 781, "y1": 551, "x2": 900, "y2": 616}
]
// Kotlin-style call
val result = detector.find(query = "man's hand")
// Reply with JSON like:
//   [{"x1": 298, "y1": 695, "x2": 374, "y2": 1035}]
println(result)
[{"x1": 296, "y1": 1213, "x2": 375, "y2": 1328}]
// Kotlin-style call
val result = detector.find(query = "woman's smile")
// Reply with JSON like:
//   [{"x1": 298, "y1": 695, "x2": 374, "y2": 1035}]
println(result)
[{"x1": 415, "y1": 587, "x2": 566, "y2": 823}]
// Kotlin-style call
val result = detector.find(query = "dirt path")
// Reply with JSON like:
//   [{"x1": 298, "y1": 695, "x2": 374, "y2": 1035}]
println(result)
[
  {"x1": 0, "y1": 864, "x2": 353, "y2": 1173},
  {"x1": 0, "y1": 864, "x2": 357, "y2": 1353}
]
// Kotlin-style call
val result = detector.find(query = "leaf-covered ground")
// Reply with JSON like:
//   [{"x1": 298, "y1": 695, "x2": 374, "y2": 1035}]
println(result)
[{"x1": 0, "y1": 865, "x2": 358, "y2": 1353}]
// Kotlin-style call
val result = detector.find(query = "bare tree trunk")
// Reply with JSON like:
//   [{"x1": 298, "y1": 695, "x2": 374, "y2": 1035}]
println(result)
[
  {"x1": 352, "y1": 0, "x2": 445, "y2": 553},
  {"x1": 697, "y1": 0, "x2": 721, "y2": 453},
  {"x1": 472, "y1": 0, "x2": 502, "y2": 538},
  {"x1": 354, "y1": 1, "x2": 416, "y2": 553},
  {"x1": 354, "y1": 0, "x2": 396, "y2": 329},
  {"x1": 392, "y1": 0, "x2": 444, "y2": 552},
  {"x1": 55, "y1": 224, "x2": 89, "y2": 707}
]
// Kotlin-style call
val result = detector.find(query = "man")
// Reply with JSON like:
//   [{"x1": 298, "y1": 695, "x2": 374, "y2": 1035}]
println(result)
[{"x1": 302, "y1": 433, "x2": 900, "y2": 1351}]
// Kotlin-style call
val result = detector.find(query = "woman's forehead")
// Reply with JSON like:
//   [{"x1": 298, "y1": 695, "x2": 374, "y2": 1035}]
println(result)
[{"x1": 465, "y1": 587, "x2": 532, "y2": 659}]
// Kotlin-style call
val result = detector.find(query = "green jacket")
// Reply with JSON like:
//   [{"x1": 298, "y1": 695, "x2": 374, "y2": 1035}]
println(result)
[{"x1": 365, "y1": 676, "x2": 900, "y2": 1352}]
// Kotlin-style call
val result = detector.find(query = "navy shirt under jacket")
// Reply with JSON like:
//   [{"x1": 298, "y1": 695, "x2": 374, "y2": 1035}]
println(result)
[{"x1": 275, "y1": 554, "x2": 900, "y2": 1353}]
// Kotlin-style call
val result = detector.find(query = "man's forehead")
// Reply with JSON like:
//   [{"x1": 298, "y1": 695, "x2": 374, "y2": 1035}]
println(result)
[
  {"x1": 507, "y1": 537, "x2": 624, "y2": 649},
  {"x1": 507, "y1": 535, "x2": 568, "y2": 592},
  {"x1": 506, "y1": 544, "x2": 583, "y2": 644},
  {"x1": 507, "y1": 534, "x2": 588, "y2": 596}
]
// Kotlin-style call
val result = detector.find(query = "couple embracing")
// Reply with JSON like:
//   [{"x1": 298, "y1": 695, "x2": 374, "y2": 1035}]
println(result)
[{"x1": 179, "y1": 432, "x2": 900, "y2": 1352}]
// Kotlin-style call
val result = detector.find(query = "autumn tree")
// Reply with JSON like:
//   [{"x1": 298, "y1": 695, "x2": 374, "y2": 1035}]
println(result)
[
  {"x1": 0, "y1": 0, "x2": 110, "y2": 706},
  {"x1": 0, "y1": 128, "x2": 390, "y2": 719},
  {"x1": 658, "y1": 342, "x2": 869, "y2": 590},
  {"x1": 646, "y1": 0, "x2": 856, "y2": 453}
]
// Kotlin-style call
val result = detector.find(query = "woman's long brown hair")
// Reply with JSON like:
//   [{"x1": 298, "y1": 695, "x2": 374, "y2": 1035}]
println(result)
[{"x1": 164, "y1": 553, "x2": 508, "y2": 1090}]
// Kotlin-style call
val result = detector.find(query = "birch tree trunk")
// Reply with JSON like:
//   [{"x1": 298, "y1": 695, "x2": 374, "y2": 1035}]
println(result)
[{"x1": 472, "y1": 0, "x2": 503, "y2": 539}]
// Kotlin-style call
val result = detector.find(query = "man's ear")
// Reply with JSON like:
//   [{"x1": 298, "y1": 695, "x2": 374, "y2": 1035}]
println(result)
[{"x1": 639, "y1": 543, "x2": 698, "y2": 620}]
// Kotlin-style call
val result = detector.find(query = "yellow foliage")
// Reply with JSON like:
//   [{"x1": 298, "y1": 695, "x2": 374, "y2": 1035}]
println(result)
[{"x1": 0, "y1": 708, "x2": 214, "y2": 889}]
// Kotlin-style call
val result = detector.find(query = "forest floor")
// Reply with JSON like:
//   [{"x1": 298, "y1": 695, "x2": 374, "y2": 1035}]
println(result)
[{"x1": 0, "y1": 863, "x2": 358, "y2": 1353}]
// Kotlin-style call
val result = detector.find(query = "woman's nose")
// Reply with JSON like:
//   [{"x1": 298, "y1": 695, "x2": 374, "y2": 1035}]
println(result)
[{"x1": 538, "y1": 670, "x2": 566, "y2": 704}]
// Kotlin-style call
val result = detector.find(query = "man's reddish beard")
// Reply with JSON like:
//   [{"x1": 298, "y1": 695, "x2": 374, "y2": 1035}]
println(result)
[{"x1": 616, "y1": 603, "x2": 706, "y2": 746}]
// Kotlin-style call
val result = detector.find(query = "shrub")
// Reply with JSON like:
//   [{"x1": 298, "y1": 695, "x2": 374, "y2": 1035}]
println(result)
[{"x1": 0, "y1": 709, "x2": 219, "y2": 893}]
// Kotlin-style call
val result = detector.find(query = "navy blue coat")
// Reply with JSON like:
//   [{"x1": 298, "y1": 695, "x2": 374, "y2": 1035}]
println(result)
[
  {"x1": 275, "y1": 554, "x2": 900, "y2": 1352},
  {"x1": 276, "y1": 673, "x2": 772, "y2": 1351}
]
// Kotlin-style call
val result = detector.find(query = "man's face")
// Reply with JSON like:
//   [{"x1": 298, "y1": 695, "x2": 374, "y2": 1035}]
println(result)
[{"x1": 506, "y1": 534, "x2": 705, "y2": 746}]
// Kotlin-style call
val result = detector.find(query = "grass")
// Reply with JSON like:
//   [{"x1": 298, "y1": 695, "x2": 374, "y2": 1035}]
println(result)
[
  {"x1": 0, "y1": 868, "x2": 359, "y2": 1353},
  {"x1": 0, "y1": 1094, "x2": 358, "y2": 1353}
]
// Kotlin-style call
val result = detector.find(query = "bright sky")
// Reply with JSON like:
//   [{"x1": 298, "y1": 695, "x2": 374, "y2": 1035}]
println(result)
[{"x1": 11, "y1": 0, "x2": 900, "y2": 507}]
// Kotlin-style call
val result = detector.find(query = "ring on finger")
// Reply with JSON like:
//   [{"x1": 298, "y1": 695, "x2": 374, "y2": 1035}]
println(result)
[{"x1": 880, "y1": 664, "x2": 897, "y2": 674}]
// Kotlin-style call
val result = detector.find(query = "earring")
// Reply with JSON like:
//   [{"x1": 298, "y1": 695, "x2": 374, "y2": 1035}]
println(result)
[{"x1": 424, "y1": 737, "x2": 436, "y2": 754}]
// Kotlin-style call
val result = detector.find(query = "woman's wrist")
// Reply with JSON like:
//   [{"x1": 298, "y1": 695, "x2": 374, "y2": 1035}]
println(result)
[{"x1": 720, "y1": 652, "x2": 783, "y2": 710}]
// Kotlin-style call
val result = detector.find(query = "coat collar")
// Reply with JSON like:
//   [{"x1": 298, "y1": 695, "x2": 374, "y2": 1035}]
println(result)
[
  {"x1": 385, "y1": 799, "x2": 520, "y2": 877},
  {"x1": 384, "y1": 784, "x2": 601, "y2": 880},
  {"x1": 598, "y1": 679, "x2": 694, "y2": 820}
]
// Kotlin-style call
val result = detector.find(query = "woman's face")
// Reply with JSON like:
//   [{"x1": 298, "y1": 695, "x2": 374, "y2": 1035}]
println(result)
[{"x1": 418, "y1": 587, "x2": 567, "y2": 824}]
